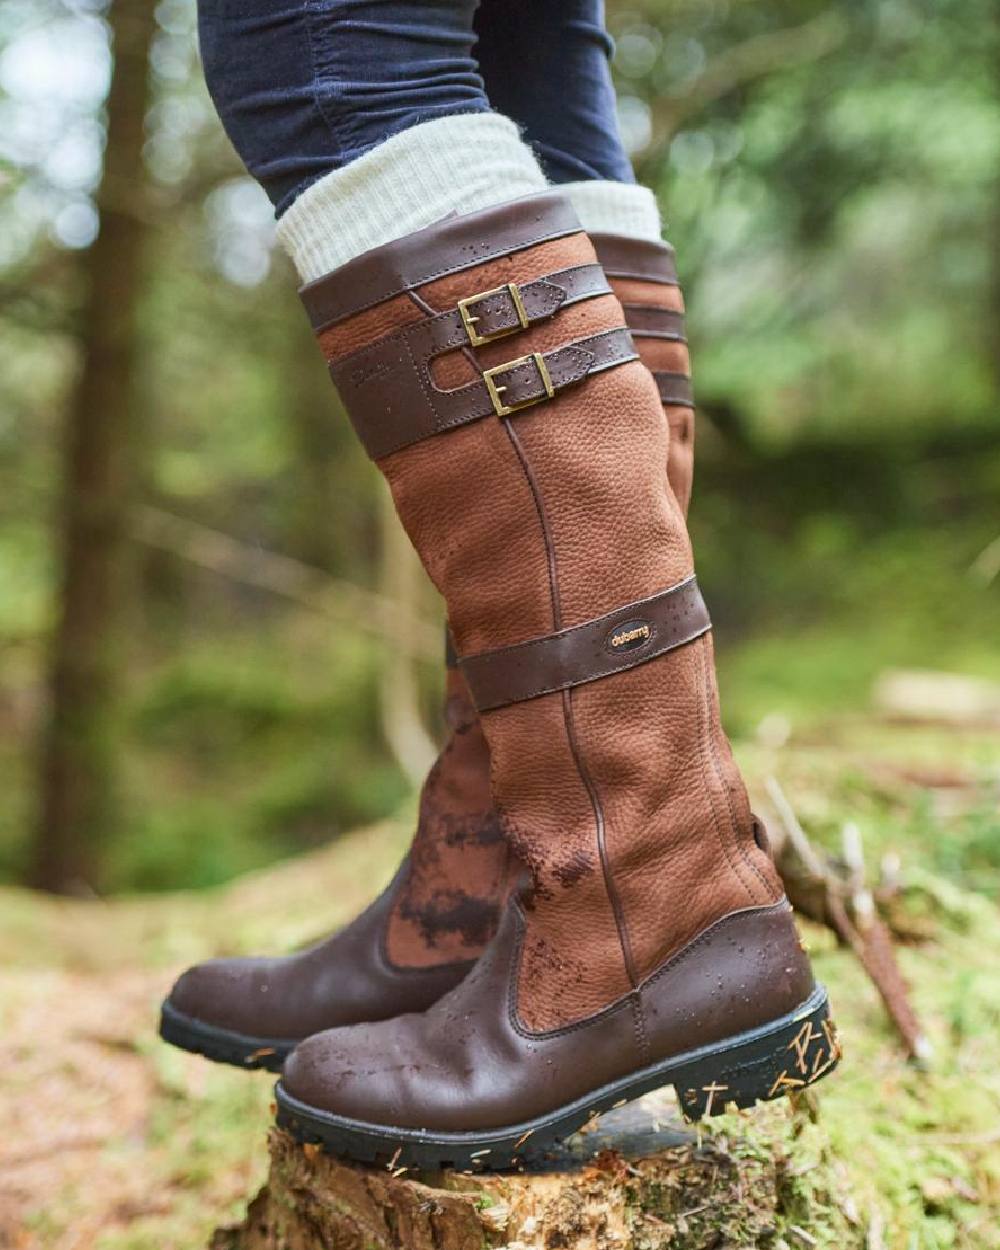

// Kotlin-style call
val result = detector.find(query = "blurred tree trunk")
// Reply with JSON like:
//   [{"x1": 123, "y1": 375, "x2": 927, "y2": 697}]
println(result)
[
  {"x1": 31, "y1": 0, "x2": 156, "y2": 893},
  {"x1": 992, "y1": 0, "x2": 1000, "y2": 385},
  {"x1": 285, "y1": 313, "x2": 343, "y2": 572},
  {"x1": 377, "y1": 485, "x2": 437, "y2": 789}
]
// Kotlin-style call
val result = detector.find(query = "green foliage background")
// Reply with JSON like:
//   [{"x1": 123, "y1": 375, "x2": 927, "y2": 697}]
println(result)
[{"x1": 0, "y1": 0, "x2": 997, "y2": 893}]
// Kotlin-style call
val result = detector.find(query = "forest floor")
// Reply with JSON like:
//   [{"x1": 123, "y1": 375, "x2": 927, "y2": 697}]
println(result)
[{"x1": 2, "y1": 709, "x2": 999, "y2": 1250}]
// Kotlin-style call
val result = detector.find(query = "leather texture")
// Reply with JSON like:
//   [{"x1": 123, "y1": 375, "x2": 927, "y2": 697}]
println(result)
[
  {"x1": 310, "y1": 196, "x2": 786, "y2": 1048},
  {"x1": 460, "y1": 574, "x2": 711, "y2": 711},
  {"x1": 282, "y1": 897, "x2": 814, "y2": 1131},
  {"x1": 166, "y1": 668, "x2": 510, "y2": 1038},
  {"x1": 593, "y1": 233, "x2": 695, "y2": 517}
]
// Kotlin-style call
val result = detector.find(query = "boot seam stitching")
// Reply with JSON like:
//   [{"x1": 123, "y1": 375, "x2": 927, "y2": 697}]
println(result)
[
  {"x1": 697, "y1": 635, "x2": 767, "y2": 903},
  {"x1": 640, "y1": 899, "x2": 793, "y2": 993},
  {"x1": 500, "y1": 417, "x2": 562, "y2": 634},
  {"x1": 631, "y1": 992, "x2": 651, "y2": 1064},
  {"x1": 691, "y1": 636, "x2": 751, "y2": 901},
  {"x1": 562, "y1": 685, "x2": 640, "y2": 988},
  {"x1": 707, "y1": 658, "x2": 772, "y2": 897},
  {"x1": 707, "y1": 644, "x2": 773, "y2": 899}
]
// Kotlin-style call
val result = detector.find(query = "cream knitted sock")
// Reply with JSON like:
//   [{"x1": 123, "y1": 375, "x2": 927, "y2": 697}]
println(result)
[
  {"x1": 561, "y1": 179, "x2": 663, "y2": 242},
  {"x1": 276, "y1": 113, "x2": 549, "y2": 283}
]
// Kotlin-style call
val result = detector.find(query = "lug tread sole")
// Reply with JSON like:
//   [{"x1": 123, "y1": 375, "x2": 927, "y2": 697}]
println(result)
[
  {"x1": 159, "y1": 999, "x2": 294, "y2": 1072},
  {"x1": 274, "y1": 985, "x2": 840, "y2": 1171}
]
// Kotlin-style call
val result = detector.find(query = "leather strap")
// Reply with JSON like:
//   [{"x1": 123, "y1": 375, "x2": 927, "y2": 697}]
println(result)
[
  {"x1": 327, "y1": 265, "x2": 607, "y2": 382},
  {"x1": 655, "y1": 371, "x2": 694, "y2": 408},
  {"x1": 459, "y1": 576, "x2": 711, "y2": 711},
  {"x1": 452, "y1": 264, "x2": 610, "y2": 345},
  {"x1": 333, "y1": 326, "x2": 639, "y2": 460},
  {"x1": 301, "y1": 192, "x2": 583, "y2": 332},
  {"x1": 621, "y1": 304, "x2": 686, "y2": 341},
  {"x1": 591, "y1": 233, "x2": 679, "y2": 285},
  {"x1": 397, "y1": 264, "x2": 607, "y2": 358}
]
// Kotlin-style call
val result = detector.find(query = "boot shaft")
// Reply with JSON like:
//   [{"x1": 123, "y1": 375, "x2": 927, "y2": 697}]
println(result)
[{"x1": 303, "y1": 194, "x2": 782, "y2": 1030}]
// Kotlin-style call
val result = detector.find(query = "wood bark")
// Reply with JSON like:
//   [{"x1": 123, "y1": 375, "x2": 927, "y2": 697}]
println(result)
[
  {"x1": 212, "y1": 1099, "x2": 796, "y2": 1250},
  {"x1": 31, "y1": 0, "x2": 156, "y2": 892}
]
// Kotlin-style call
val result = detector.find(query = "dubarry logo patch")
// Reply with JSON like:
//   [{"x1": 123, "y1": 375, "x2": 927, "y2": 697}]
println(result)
[{"x1": 607, "y1": 620, "x2": 652, "y2": 652}]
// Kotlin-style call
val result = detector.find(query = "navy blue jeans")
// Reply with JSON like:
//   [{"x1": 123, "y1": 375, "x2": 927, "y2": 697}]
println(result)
[{"x1": 197, "y1": 0, "x2": 635, "y2": 216}]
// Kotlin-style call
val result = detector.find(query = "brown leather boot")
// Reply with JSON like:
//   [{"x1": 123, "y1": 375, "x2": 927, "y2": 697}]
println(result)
[
  {"x1": 275, "y1": 192, "x2": 839, "y2": 1167},
  {"x1": 159, "y1": 665, "x2": 511, "y2": 1069},
  {"x1": 159, "y1": 232, "x2": 698, "y2": 1073}
]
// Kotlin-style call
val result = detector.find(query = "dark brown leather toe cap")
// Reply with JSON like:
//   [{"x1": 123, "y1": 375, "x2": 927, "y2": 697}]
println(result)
[{"x1": 168, "y1": 956, "x2": 300, "y2": 1039}]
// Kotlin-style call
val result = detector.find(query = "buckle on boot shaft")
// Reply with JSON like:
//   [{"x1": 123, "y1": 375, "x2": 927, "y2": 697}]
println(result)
[
  {"x1": 458, "y1": 283, "x2": 530, "y2": 347},
  {"x1": 483, "y1": 353, "x2": 556, "y2": 418}
]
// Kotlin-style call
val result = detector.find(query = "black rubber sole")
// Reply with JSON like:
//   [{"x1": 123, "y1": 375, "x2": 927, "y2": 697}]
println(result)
[
  {"x1": 275, "y1": 984, "x2": 840, "y2": 1171},
  {"x1": 159, "y1": 999, "x2": 296, "y2": 1072}
]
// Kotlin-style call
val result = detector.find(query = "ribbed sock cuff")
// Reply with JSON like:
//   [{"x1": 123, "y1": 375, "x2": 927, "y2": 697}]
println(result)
[
  {"x1": 561, "y1": 180, "x2": 662, "y2": 243},
  {"x1": 276, "y1": 113, "x2": 549, "y2": 283}
]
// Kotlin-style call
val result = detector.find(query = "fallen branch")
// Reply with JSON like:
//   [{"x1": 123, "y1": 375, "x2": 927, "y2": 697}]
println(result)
[{"x1": 765, "y1": 778, "x2": 931, "y2": 1065}]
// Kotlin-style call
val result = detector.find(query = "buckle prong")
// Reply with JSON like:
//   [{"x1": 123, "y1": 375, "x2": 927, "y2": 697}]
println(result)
[
  {"x1": 458, "y1": 283, "x2": 530, "y2": 347},
  {"x1": 483, "y1": 353, "x2": 555, "y2": 418}
]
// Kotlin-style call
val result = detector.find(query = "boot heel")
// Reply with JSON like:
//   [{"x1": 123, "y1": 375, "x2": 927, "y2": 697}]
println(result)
[{"x1": 676, "y1": 988, "x2": 841, "y2": 1121}]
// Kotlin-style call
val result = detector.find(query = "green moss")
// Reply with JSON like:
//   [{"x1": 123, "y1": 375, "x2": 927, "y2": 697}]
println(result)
[{"x1": 4, "y1": 668, "x2": 1000, "y2": 1249}]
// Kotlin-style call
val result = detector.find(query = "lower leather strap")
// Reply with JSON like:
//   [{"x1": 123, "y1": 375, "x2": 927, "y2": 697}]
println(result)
[
  {"x1": 333, "y1": 326, "x2": 638, "y2": 459},
  {"x1": 621, "y1": 305, "x2": 686, "y2": 341},
  {"x1": 591, "y1": 233, "x2": 679, "y2": 286},
  {"x1": 480, "y1": 328, "x2": 636, "y2": 417},
  {"x1": 459, "y1": 575, "x2": 711, "y2": 711},
  {"x1": 655, "y1": 371, "x2": 694, "y2": 408}
]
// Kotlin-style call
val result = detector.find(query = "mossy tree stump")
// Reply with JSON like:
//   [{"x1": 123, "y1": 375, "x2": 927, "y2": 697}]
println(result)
[{"x1": 212, "y1": 1095, "x2": 814, "y2": 1250}]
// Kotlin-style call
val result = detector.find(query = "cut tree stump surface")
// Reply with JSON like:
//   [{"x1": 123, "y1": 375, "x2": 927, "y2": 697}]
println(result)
[{"x1": 212, "y1": 1093, "x2": 793, "y2": 1250}]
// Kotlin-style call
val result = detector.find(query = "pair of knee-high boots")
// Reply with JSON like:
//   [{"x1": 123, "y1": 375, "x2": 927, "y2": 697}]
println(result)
[{"x1": 161, "y1": 193, "x2": 838, "y2": 1168}]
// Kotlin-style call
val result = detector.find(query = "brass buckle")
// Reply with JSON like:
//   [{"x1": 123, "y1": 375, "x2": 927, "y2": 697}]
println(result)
[
  {"x1": 457, "y1": 282, "x2": 530, "y2": 347},
  {"x1": 483, "y1": 352, "x2": 555, "y2": 418}
]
